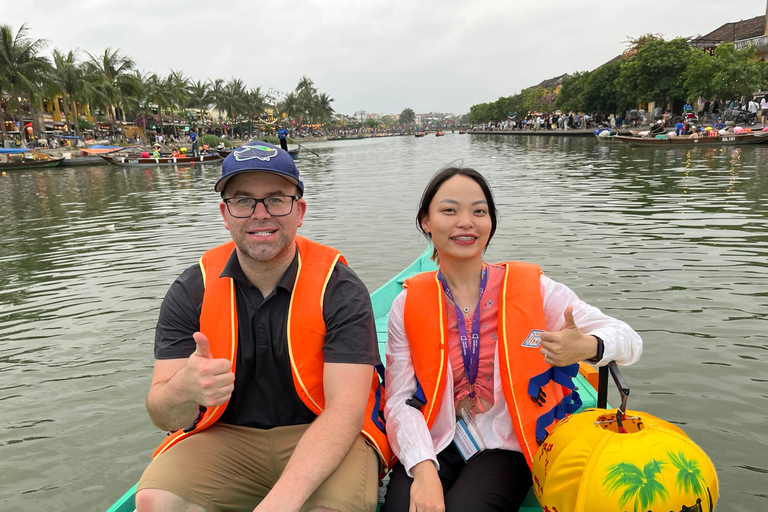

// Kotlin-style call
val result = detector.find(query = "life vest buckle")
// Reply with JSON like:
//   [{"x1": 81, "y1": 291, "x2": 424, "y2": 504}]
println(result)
[
  {"x1": 406, "y1": 395, "x2": 427, "y2": 409},
  {"x1": 182, "y1": 406, "x2": 206, "y2": 433}
]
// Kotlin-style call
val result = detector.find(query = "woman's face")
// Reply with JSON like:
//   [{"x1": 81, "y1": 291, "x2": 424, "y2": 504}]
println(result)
[{"x1": 421, "y1": 174, "x2": 492, "y2": 262}]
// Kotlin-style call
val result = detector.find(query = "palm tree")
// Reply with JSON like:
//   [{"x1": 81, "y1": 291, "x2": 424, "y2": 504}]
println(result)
[
  {"x1": 51, "y1": 49, "x2": 94, "y2": 138},
  {"x1": 124, "y1": 70, "x2": 155, "y2": 141},
  {"x1": 296, "y1": 75, "x2": 316, "y2": 97},
  {"x1": 85, "y1": 48, "x2": 135, "y2": 138},
  {"x1": 279, "y1": 92, "x2": 300, "y2": 124},
  {"x1": 667, "y1": 451, "x2": 707, "y2": 497},
  {"x1": 147, "y1": 73, "x2": 169, "y2": 136},
  {"x1": 222, "y1": 78, "x2": 248, "y2": 138},
  {"x1": 245, "y1": 86, "x2": 268, "y2": 138},
  {"x1": 603, "y1": 459, "x2": 669, "y2": 512},
  {"x1": 187, "y1": 80, "x2": 211, "y2": 133},
  {"x1": 0, "y1": 23, "x2": 52, "y2": 147},
  {"x1": 295, "y1": 76, "x2": 317, "y2": 125},
  {"x1": 209, "y1": 78, "x2": 227, "y2": 134},
  {"x1": 165, "y1": 69, "x2": 189, "y2": 137},
  {"x1": 314, "y1": 92, "x2": 335, "y2": 125}
]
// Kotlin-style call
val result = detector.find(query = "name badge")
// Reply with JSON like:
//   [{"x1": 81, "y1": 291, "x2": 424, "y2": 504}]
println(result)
[{"x1": 453, "y1": 407, "x2": 486, "y2": 461}]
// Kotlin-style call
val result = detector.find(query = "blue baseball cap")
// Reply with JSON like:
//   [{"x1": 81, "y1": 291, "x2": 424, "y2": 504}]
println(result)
[{"x1": 215, "y1": 141, "x2": 304, "y2": 195}]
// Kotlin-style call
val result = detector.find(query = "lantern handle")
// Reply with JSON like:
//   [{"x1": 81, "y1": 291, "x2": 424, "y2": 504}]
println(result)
[{"x1": 597, "y1": 361, "x2": 630, "y2": 412}]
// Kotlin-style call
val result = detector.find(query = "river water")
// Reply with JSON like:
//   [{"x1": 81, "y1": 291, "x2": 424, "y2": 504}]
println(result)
[{"x1": 1, "y1": 134, "x2": 766, "y2": 511}]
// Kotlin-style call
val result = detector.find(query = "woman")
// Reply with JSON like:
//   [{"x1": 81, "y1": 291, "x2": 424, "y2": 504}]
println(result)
[
  {"x1": 761, "y1": 95, "x2": 768, "y2": 127},
  {"x1": 383, "y1": 167, "x2": 642, "y2": 512}
]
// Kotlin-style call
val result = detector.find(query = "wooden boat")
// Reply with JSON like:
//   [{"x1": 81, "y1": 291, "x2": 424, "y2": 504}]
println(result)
[
  {"x1": 99, "y1": 152, "x2": 223, "y2": 167},
  {"x1": 104, "y1": 246, "x2": 604, "y2": 512},
  {"x1": 616, "y1": 131, "x2": 768, "y2": 147},
  {"x1": 287, "y1": 148, "x2": 300, "y2": 160},
  {"x1": 217, "y1": 149, "x2": 231, "y2": 158},
  {"x1": 435, "y1": 131, "x2": 445, "y2": 136},
  {"x1": 414, "y1": 132, "x2": 425, "y2": 138},
  {"x1": 0, "y1": 149, "x2": 64, "y2": 170},
  {"x1": 59, "y1": 155, "x2": 110, "y2": 166},
  {"x1": 594, "y1": 134, "x2": 624, "y2": 145}
]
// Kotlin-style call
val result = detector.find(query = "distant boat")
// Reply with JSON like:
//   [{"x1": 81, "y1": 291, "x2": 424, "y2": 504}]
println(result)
[
  {"x1": 0, "y1": 148, "x2": 63, "y2": 170},
  {"x1": 594, "y1": 134, "x2": 624, "y2": 145},
  {"x1": 415, "y1": 132, "x2": 425, "y2": 138},
  {"x1": 435, "y1": 131, "x2": 444, "y2": 137},
  {"x1": 288, "y1": 148, "x2": 300, "y2": 160},
  {"x1": 459, "y1": 129, "x2": 466, "y2": 134},
  {"x1": 615, "y1": 131, "x2": 768, "y2": 147},
  {"x1": 0, "y1": 156, "x2": 63, "y2": 170},
  {"x1": 99, "y1": 152, "x2": 223, "y2": 167},
  {"x1": 60, "y1": 155, "x2": 110, "y2": 166}
]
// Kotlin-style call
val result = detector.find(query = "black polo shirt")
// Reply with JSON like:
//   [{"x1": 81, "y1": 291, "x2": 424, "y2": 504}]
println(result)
[{"x1": 154, "y1": 246, "x2": 380, "y2": 429}]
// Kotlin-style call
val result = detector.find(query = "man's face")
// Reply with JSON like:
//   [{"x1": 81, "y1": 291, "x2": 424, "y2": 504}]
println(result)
[{"x1": 219, "y1": 171, "x2": 306, "y2": 267}]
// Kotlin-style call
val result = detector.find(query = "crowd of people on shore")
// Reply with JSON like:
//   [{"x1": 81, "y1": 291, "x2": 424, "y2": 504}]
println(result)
[
  {"x1": 472, "y1": 111, "x2": 623, "y2": 132},
  {"x1": 472, "y1": 94, "x2": 768, "y2": 134}
]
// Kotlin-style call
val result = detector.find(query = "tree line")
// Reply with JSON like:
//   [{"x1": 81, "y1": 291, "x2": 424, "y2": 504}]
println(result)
[
  {"x1": 0, "y1": 23, "x2": 338, "y2": 146},
  {"x1": 470, "y1": 35, "x2": 768, "y2": 124}
]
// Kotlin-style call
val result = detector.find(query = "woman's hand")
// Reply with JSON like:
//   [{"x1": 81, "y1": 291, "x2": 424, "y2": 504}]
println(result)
[
  {"x1": 540, "y1": 306, "x2": 599, "y2": 366},
  {"x1": 409, "y1": 460, "x2": 445, "y2": 512}
]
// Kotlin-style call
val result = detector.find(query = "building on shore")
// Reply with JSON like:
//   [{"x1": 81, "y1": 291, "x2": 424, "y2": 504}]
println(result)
[{"x1": 689, "y1": 4, "x2": 768, "y2": 60}]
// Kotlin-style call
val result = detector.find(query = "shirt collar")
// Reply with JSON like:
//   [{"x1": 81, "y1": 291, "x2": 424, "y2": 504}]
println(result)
[{"x1": 220, "y1": 245, "x2": 299, "y2": 293}]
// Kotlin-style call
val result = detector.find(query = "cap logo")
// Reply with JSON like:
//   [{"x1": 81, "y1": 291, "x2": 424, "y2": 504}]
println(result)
[
  {"x1": 521, "y1": 329, "x2": 543, "y2": 348},
  {"x1": 234, "y1": 144, "x2": 278, "y2": 162}
]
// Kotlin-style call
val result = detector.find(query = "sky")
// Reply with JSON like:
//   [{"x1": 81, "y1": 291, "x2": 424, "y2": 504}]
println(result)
[{"x1": 7, "y1": 0, "x2": 768, "y2": 116}]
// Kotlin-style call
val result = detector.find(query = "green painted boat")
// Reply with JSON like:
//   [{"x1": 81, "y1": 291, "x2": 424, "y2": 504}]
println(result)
[
  {"x1": 105, "y1": 246, "x2": 602, "y2": 512},
  {"x1": 0, "y1": 156, "x2": 63, "y2": 170}
]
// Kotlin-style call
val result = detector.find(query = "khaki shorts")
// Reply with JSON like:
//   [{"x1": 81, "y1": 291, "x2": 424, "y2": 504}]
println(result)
[{"x1": 138, "y1": 423, "x2": 379, "y2": 512}]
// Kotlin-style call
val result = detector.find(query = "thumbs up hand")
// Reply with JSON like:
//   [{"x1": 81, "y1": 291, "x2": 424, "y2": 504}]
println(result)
[
  {"x1": 539, "y1": 306, "x2": 599, "y2": 367},
  {"x1": 180, "y1": 332, "x2": 235, "y2": 407}
]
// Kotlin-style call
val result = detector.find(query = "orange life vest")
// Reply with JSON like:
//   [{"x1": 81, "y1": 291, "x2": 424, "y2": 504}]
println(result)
[
  {"x1": 402, "y1": 262, "x2": 580, "y2": 469},
  {"x1": 153, "y1": 236, "x2": 394, "y2": 470}
]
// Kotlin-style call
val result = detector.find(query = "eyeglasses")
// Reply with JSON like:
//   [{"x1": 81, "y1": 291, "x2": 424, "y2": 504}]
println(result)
[{"x1": 223, "y1": 195, "x2": 298, "y2": 218}]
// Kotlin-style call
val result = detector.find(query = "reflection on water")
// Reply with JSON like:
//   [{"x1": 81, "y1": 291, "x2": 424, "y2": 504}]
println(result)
[{"x1": 1, "y1": 135, "x2": 766, "y2": 511}]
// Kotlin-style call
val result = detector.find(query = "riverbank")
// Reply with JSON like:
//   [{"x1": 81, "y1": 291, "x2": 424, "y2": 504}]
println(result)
[{"x1": 468, "y1": 128, "x2": 634, "y2": 137}]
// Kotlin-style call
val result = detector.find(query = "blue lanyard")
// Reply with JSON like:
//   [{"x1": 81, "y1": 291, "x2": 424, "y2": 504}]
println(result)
[{"x1": 437, "y1": 265, "x2": 488, "y2": 396}]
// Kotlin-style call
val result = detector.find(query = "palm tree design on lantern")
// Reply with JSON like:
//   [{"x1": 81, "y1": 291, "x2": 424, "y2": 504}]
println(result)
[
  {"x1": 603, "y1": 459, "x2": 669, "y2": 512},
  {"x1": 667, "y1": 450, "x2": 708, "y2": 501}
]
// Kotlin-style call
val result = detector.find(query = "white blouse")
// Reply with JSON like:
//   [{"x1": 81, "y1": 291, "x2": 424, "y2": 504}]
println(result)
[{"x1": 383, "y1": 274, "x2": 643, "y2": 476}]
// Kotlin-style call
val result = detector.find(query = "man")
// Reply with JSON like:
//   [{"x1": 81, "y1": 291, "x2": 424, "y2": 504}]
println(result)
[
  {"x1": 649, "y1": 119, "x2": 665, "y2": 136},
  {"x1": 277, "y1": 125, "x2": 289, "y2": 151},
  {"x1": 189, "y1": 128, "x2": 199, "y2": 157},
  {"x1": 748, "y1": 97, "x2": 759, "y2": 116},
  {"x1": 674, "y1": 120, "x2": 686, "y2": 137},
  {"x1": 136, "y1": 142, "x2": 391, "y2": 512}
]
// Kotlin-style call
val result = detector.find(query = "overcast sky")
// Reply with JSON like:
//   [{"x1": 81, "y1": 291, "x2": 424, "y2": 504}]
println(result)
[{"x1": 8, "y1": 0, "x2": 768, "y2": 116}]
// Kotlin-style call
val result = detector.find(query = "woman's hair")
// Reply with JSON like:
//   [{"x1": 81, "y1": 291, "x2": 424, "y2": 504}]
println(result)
[{"x1": 416, "y1": 166, "x2": 498, "y2": 260}]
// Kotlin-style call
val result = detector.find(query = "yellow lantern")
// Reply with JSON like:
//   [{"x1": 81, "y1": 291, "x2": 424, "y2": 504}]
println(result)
[{"x1": 532, "y1": 409, "x2": 718, "y2": 512}]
